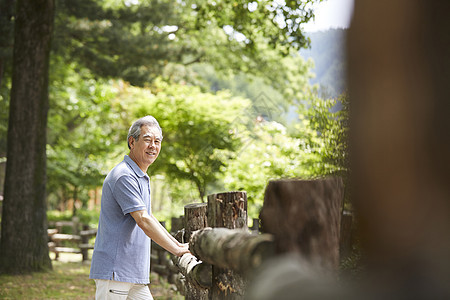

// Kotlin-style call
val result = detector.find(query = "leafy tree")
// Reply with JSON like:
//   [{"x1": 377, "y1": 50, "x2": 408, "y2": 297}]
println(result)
[
  {"x1": 222, "y1": 119, "x2": 321, "y2": 217},
  {"x1": 222, "y1": 90, "x2": 350, "y2": 218},
  {"x1": 46, "y1": 60, "x2": 125, "y2": 215},
  {"x1": 0, "y1": 0, "x2": 54, "y2": 273},
  {"x1": 116, "y1": 79, "x2": 251, "y2": 202},
  {"x1": 299, "y1": 91, "x2": 349, "y2": 176},
  {"x1": 52, "y1": 0, "x2": 317, "y2": 95}
]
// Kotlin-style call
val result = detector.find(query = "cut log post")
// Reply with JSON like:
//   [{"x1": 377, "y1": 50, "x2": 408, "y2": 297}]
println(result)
[
  {"x1": 207, "y1": 191, "x2": 248, "y2": 299},
  {"x1": 80, "y1": 224, "x2": 90, "y2": 261},
  {"x1": 190, "y1": 227, "x2": 274, "y2": 274},
  {"x1": 171, "y1": 216, "x2": 184, "y2": 234},
  {"x1": 339, "y1": 210, "x2": 353, "y2": 260},
  {"x1": 259, "y1": 178, "x2": 344, "y2": 273},
  {"x1": 184, "y1": 203, "x2": 208, "y2": 241},
  {"x1": 208, "y1": 191, "x2": 247, "y2": 230},
  {"x1": 183, "y1": 203, "x2": 209, "y2": 300},
  {"x1": 250, "y1": 218, "x2": 259, "y2": 233}
]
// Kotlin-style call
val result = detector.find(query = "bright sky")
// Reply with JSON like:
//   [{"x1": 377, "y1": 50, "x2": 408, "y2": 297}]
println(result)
[{"x1": 302, "y1": 0, "x2": 355, "y2": 32}]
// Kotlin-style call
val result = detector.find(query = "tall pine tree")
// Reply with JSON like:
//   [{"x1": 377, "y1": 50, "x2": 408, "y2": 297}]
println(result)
[{"x1": 0, "y1": 0, "x2": 54, "y2": 273}]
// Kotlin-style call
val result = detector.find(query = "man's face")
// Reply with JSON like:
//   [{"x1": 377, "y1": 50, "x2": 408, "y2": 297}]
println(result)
[{"x1": 129, "y1": 125, "x2": 162, "y2": 172}]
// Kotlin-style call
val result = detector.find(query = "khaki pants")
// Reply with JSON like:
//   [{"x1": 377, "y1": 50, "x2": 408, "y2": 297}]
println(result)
[{"x1": 94, "y1": 279, "x2": 153, "y2": 300}]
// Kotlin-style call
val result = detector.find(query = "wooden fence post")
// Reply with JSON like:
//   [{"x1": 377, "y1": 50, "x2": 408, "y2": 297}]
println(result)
[
  {"x1": 184, "y1": 203, "x2": 209, "y2": 300},
  {"x1": 246, "y1": 178, "x2": 344, "y2": 300},
  {"x1": 171, "y1": 216, "x2": 184, "y2": 235},
  {"x1": 80, "y1": 224, "x2": 89, "y2": 261},
  {"x1": 259, "y1": 178, "x2": 344, "y2": 273},
  {"x1": 250, "y1": 218, "x2": 259, "y2": 233},
  {"x1": 207, "y1": 191, "x2": 247, "y2": 299},
  {"x1": 184, "y1": 203, "x2": 208, "y2": 241},
  {"x1": 339, "y1": 210, "x2": 353, "y2": 260}
]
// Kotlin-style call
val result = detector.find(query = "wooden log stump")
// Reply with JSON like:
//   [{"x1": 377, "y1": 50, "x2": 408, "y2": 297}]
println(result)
[
  {"x1": 80, "y1": 224, "x2": 90, "y2": 261},
  {"x1": 184, "y1": 203, "x2": 209, "y2": 300},
  {"x1": 207, "y1": 191, "x2": 248, "y2": 300},
  {"x1": 250, "y1": 218, "x2": 259, "y2": 233},
  {"x1": 259, "y1": 178, "x2": 344, "y2": 273},
  {"x1": 339, "y1": 210, "x2": 353, "y2": 260},
  {"x1": 184, "y1": 203, "x2": 208, "y2": 241},
  {"x1": 171, "y1": 216, "x2": 184, "y2": 234},
  {"x1": 208, "y1": 191, "x2": 247, "y2": 230}
]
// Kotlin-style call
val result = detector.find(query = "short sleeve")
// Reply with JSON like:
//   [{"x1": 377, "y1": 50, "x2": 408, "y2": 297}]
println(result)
[{"x1": 114, "y1": 175, "x2": 146, "y2": 215}]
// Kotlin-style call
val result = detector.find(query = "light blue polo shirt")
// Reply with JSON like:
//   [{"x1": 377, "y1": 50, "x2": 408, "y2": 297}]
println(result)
[{"x1": 90, "y1": 155, "x2": 152, "y2": 284}]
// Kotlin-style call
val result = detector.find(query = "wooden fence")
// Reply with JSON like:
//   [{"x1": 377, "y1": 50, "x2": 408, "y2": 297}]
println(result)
[
  {"x1": 161, "y1": 177, "x2": 347, "y2": 299},
  {"x1": 47, "y1": 218, "x2": 97, "y2": 262},
  {"x1": 47, "y1": 177, "x2": 350, "y2": 299}
]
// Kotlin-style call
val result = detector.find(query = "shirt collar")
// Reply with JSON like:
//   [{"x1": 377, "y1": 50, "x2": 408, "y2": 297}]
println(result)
[{"x1": 124, "y1": 155, "x2": 149, "y2": 179}]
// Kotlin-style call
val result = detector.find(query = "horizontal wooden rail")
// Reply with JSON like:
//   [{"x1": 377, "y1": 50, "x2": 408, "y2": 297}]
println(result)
[
  {"x1": 47, "y1": 224, "x2": 97, "y2": 261},
  {"x1": 189, "y1": 227, "x2": 275, "y2": 275}
]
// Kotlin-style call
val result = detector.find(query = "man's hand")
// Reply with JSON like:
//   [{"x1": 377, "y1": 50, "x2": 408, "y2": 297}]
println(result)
[{"x1": 176, "y1": 243, "x2": 191, "y2": 257}]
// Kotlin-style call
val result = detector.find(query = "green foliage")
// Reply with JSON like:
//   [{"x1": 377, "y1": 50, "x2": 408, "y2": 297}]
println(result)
[
  {"x1": 47, "y1": 209, "x2": 100, "y2": 228},
  {"x1": 116, "y1": 79, "x2": 251, "y2": 202},
  {"x1": 1, "y1": 0, "x2": 347, "y2": 224},
  {"x1": 51, "y1": 0, "x2": 317, "y2": 96},
  {"x1": 221, "y1": 90, "x2": 349, "y2": 218},
  {"x1": 192, "y1": 0, "x2": 317, "y2": 53},
  {"x1": 301, "y1": 91, "x2": 349, "y2": 176},
  {"x1": 47, "y1": 210, "x2": 73, "y2": 223},
  {"x1": 46, "y1": 59, "x2": 125, "y2": 213},
  {"x1": 53, "y1": 0, "x2": 183, "y2": 86},
  {"x1": 222, "y1": 119, "x2": 321, "y2": 218}
]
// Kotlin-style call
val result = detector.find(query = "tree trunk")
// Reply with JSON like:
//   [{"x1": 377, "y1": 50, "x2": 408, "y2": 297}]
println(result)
[
  {"x1": 259, "y1": 178, "x2": 344, "y2": 273},
  {"x1": 0, "y1": 0, "x2": 54, "y2": 273},
  {"x1": 207, "y1": 191, "x2": 247, "y2": 299}
]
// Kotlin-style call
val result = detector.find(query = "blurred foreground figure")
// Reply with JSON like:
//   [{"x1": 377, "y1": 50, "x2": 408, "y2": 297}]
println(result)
[
  {"x1": 348, "y1": 0, "x2": 450, "y2": 298},
  {"x1": 247, "y1": 0, "x2": 450, "y2": 299}
]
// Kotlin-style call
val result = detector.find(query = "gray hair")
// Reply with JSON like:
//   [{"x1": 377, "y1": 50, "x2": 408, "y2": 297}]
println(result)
[{"x1": 127, "y1": 115, "x2": 163, "y2": 149}]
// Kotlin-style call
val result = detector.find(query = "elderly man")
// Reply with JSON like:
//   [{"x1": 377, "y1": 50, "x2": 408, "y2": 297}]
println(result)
[{"x1": 90, "y1": 116, "x2": 189, "y2": 299}]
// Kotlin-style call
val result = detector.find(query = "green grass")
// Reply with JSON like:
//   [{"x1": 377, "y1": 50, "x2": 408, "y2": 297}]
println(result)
[
  {"x1": 0, "y1": 260, "x2": 95, "y2": 299},
  {"x1": 0, "y1": 254, "x2": 183, "y2": 299}
]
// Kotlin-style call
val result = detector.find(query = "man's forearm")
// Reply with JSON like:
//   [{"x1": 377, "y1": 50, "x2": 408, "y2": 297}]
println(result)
[
  {"x1": 150, "y1": 214, "x2": 182, "y2": 246},
  {"x1": 131, "y1": 210, "x2": 188, "y2": 256}
]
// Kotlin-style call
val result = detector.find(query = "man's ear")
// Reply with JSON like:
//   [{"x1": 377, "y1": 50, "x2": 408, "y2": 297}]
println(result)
[{"x1": 128, "y1": 136, "x2": 134, "y2": 149}]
